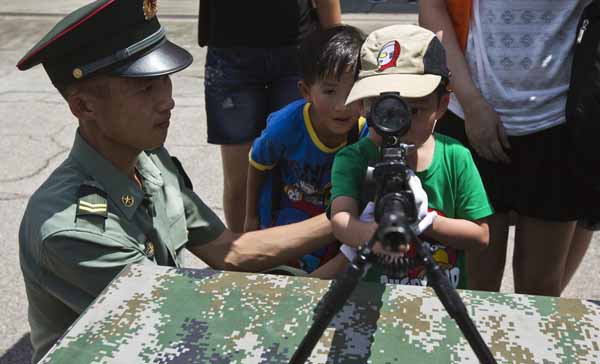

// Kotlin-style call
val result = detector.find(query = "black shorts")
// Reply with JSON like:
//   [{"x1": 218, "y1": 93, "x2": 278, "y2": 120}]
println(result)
[
  {"x1": 204, "y1": 46, "x2": 302, "y2": 145},
  {"x1": 436, "y1": 111, "x2": 581, "y2": 222}
]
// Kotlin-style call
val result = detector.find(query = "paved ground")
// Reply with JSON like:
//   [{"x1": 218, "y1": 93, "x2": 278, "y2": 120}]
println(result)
[{"x1": 0, "y1": 1, "x2": 598, "y2": 363}]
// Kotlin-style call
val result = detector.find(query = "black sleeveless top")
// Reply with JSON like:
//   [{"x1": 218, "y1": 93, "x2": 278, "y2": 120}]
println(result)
[{"x1": 205, "y1": 0, "x2": 318, "y2": 47}]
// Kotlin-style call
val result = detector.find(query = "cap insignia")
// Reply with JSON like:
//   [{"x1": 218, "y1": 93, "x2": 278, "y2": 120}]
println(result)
[
  {"x1": 143, "y1": 0, "x2": 158, "y2": 21},
  {"x1": 121, "y1": 195, "x2": 135, "y2": 207},
  {"x1": 377, "y1": 40, "x2": 401, "y2": 72}
]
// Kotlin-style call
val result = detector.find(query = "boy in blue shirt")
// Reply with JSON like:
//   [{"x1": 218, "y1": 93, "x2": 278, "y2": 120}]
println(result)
[{"x1": 245, "y1": 25, "x2": 367, "y2": 273}]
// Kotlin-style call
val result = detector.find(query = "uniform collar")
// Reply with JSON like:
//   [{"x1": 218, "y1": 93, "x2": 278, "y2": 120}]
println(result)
[{"x1": 70, "y1": 131, "x2": 164, "y2": 220}]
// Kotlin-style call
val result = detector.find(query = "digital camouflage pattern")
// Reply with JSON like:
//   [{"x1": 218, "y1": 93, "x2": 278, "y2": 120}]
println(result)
[{"x1": 41, "y1": 264, "x2": 600, "y2": 364}]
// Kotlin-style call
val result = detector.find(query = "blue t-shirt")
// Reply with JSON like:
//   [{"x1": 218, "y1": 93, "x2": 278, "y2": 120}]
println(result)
[{"x1": 250, "y1": 99, "x2": 367, "y2": 272}]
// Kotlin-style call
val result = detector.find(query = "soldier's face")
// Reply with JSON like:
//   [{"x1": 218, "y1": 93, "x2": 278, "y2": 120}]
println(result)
[{"x1": 92, "y1": 75, "x2": 175, "y2": 151}]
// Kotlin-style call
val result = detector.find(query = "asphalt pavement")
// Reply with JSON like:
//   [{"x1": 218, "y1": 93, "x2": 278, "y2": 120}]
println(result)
[{"x1": 0, "y1": 1, "x2": 598, "y2": 363}]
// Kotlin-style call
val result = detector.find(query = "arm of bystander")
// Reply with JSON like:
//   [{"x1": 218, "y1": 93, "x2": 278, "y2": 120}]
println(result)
[
  {"x1": 314, "y1": 0, "x2": 342, "y2": 29},
  {"x1": 419, "y1": 0, "x2": 510, "y2": 163}
]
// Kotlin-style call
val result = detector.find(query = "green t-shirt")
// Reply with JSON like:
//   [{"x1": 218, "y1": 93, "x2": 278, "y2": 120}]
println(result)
[{"x1": 330, "y1": 133, "x2": 493, "y2": 289}]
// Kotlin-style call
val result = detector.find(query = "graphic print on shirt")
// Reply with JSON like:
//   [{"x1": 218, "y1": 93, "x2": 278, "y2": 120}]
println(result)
[
  {"x1": 367, "y1": 209, "x2": 463, "y2": 288},
  {"x1": 279, "y1": 159, "x2": 332, "y2": 220}
]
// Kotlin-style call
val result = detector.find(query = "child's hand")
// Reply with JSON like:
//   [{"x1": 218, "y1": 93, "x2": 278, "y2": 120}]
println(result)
[
  {"x1": 244, "y1": 216, "x2": 260, "y2": 232},
  {"x1": 407, "y1": 170, "x2": 428, "y2": 220},
  {"x1": 413, "y1": 210, "x2": 437, "y2": 235}
]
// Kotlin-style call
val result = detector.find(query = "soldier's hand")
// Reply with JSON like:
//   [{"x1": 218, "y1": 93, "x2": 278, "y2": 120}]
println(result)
[{"x1": 463, "y1": 96, "x2": 511, "y2": 163}]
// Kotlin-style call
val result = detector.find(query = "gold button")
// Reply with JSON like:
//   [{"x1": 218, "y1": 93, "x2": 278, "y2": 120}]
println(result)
[
  {"x1": 72, "y1": 68, "x2": 83, "y2": 79},
  {"x1": 145, "y1": 241, "x2": 155, "y2": 259},
  {"x1": 121, "y1": 195, "x2": 135, "y2": 207}
]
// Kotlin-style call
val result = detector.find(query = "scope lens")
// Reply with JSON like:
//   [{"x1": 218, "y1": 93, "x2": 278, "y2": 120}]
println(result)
[{"x1": 372, "y1": 95, "x2": 410, "y2": 135}]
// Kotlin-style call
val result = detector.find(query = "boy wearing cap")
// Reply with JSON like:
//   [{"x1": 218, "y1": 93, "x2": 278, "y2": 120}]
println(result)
[
  {"x1": 244, "y1": 25, "x2": 367, "y2": 274},
  {"x1": 17, "y1": 1, "x2": 335, "y2": 361},
  {"x1": 313, "y1": 25, "x2": 492, "y2": 289}
]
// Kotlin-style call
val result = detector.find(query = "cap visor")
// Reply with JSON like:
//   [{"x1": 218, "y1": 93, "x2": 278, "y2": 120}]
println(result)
[
  {"x1": 111, "y1": 39, "x2": 193, "y2": 78},
  {"x1": 346, "y1": 74, "x2": 442, "y2": 105}
]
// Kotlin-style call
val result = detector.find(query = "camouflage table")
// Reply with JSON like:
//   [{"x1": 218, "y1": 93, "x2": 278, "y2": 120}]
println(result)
[{"x1": 41, "y1": 264, "x2": 600, "y2": 364}]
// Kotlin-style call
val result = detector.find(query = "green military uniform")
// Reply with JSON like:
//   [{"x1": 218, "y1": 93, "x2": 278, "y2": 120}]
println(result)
[
  {"x1": 15, "y1": 1, "x2": 222, "y2": 362},
  {"x1": 19, "y1": 133, "x2": 225, "y2": 362}
]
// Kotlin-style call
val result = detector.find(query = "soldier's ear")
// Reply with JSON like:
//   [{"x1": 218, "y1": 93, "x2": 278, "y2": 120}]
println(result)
[
  {"x1": 67, "y1": 82, "x2": 104, "y2": 122},
  {"x1": 67, "y1": 91, "x2": 94, "y2": 121},
  {"x1": 66, "y1": 76, "x2": 111, "y2": 122}
]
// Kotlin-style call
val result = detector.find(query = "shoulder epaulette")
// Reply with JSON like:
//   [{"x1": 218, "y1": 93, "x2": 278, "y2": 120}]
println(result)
[{"x1": 76, "y1": 181, "x2": 108, "y2": 219}]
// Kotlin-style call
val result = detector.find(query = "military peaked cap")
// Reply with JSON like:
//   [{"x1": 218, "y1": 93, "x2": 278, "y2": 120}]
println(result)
[{"x1": 16, "y1": 0, "x2": 192, "y2": 86}]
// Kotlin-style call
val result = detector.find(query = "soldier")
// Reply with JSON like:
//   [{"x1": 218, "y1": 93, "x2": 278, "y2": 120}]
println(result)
[{"x1": 16, "y1": 1, "x2": 334, "y2": 362}]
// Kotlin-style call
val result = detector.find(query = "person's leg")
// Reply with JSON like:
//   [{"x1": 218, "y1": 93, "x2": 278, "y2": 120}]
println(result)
[
  {"x1": 561, "y1": 222, "x2": 594, "y2": 291},
  {"x1": 510, "y1": 124, "x2": 580, "y2": 297},
  {"x1": 513, "y1": 216, "x2": 576, "y2": 296},
  {"x1": 436, "y1": 110, "x2": 511, "y2": 291},
  {"x1": 220, "y1": 143, "x2": 252, "y2": 232},
  {"x1": 204, "y1": 47, "x2": 269, "y2": 232},
  {"x1": 466, "y1": 212, "x2": 509, "y2": 291},
  {"x1": 561, "y1": 172, "x2": 600, "y2": 292}
]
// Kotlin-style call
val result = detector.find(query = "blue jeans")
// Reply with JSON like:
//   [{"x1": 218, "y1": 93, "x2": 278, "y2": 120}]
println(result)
[{"x1": 204, "y1": 46, "x2": 302, "y2": 144}]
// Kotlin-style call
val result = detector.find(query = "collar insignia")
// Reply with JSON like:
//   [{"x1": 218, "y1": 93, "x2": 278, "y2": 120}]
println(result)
[
  {"x1": 121, "y1": 195, "x2": 135, "y2": 207},
  {"x1": 143, "y1": 0, "x2": 158, "y2": 21}
]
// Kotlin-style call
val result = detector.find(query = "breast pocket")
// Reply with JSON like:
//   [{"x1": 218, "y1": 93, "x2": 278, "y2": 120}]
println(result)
[
  {"x1": 163, "y1": 183, "x2": 185, "y2": 223},
  {"x1": 169, "y1": 213, "x2": 188, "y2": 252}
]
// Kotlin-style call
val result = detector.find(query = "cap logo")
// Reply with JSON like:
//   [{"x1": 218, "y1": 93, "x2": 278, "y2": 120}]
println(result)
[
  {"x1": 143, "y1": 0, "x2": 158, "y2": 20},
  {"x1": 377, "y1": 40, "x2": 401, "y2": 72}
]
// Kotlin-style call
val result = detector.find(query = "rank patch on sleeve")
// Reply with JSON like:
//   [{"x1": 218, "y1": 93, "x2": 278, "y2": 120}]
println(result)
[{"x1": 77, "y1": 183, "x2": 108, "y2": 218}]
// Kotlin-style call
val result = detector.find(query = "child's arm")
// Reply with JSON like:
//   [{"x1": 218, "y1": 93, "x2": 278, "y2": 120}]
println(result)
[
  {"x1": 310, "y1": 253, "x2": 348, "y2": 279},
  {"x1": 408, "y1": 169, "x2": 489, "y2": 251},
  {"x1": 244, "y1": 164, "x2": 267, "y2": 232},
  {"x1": 330, "y1": 196, "x2": 377, "y2": 248},
  {"x1": 422, "y1": 217, "x2": 489, "y2": 251},
  {"x1": 245, "y1": 106, "x2": 291, "y2": 232}
]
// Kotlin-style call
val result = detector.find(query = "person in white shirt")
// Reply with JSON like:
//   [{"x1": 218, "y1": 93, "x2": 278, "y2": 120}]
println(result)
[{"x1": 420, "y1": 0, "x2": 593, "y2": 297}]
